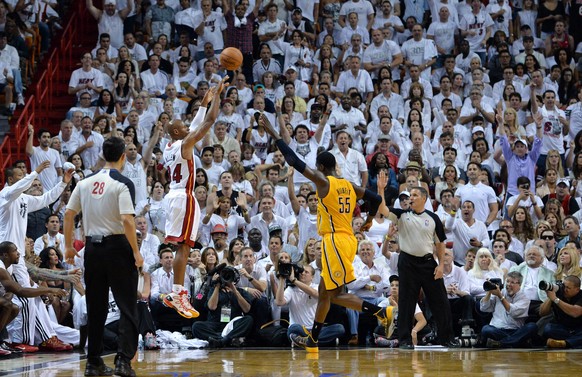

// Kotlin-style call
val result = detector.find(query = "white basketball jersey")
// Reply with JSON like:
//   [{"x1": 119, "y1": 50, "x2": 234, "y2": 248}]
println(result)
[{"x1": 163, "y1": 140, "x2": 195, "y2": 191}]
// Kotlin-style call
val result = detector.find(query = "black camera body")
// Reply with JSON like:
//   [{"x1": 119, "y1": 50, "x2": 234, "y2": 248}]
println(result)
[
  {"x1": 277, "y1": 262, "x2": 304, "y2": 279},
  {"x1": 539, "y1": 280, "x2": 563, "y2": 292},
  {"x1": 209, "y1": 263, "x2": 240, "y2": 286},
  {"x1": 483, "y1": 278, "x2": 504, "y2": 292}
]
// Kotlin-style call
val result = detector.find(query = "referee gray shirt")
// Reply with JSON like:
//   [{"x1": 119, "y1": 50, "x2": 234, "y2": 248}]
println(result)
[
  {"x1": 67, "y1": 169, "x2": 135, "y2": 237},
  {"x1": 390, "y1": 208, "x2": 446, "y2": 257}
]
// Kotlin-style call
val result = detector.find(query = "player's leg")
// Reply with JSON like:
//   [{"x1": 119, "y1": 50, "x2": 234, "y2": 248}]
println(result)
[
  {"x1": 163, "y1": 242, "x2": 199, "y2": 318},
  {"x1": 163, "y1": 193, "x2": 199, "y2": 318}
]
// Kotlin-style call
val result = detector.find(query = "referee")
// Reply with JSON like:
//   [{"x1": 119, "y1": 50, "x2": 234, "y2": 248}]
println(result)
[
  {"x1": 64, "y1": 137, "x2": 143, "y2": 377},
  {"x1": 377, "y1": 173, "x2": 459, "y2": 349}
]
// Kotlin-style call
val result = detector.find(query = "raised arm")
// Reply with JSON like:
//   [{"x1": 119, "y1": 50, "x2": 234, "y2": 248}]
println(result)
[
  {"x1": 287, "y1": 167, "x2": 300, "y2": 215},
  {"x1": 183, "y1": 76, "x2": 228, "y2": 150},
  {"x1": 119, "y1": 0, "x2": 134, "y2": 19},
  {"x1": 260, "y1": 113, "x2": 330, "y2": 195},
  {"x1": 25, "y1": 124, "x2": 34, "y2": 157},
  {"x1": 86, "y1": 0, "x2": 102, "y2": 20},
  {"x1": 142, "y1": 121, "x2": 163, "y2": 169},
  {"x1": 314, "y1": 103, "x2": 332, "y2": 144}
]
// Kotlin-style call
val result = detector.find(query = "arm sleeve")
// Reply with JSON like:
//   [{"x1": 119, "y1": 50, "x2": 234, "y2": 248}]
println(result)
[
  {"x1": 27, "y1": 181, "x2": 67, "y2": 213},
  {"x1": 0, "y1": 171, "x2": 39, "y2": 203},
  {"x1": 189, "y1": 106, "x2": 208, "y2": 132}
]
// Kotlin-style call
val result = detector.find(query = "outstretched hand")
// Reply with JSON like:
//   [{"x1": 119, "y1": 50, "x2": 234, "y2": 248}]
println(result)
[
  {"x1": 65, "y1": 246, "x2": 80, "y2": 265},
  {"x1": 35, "y1": 160, "x2": 51, "y2": 174},
  {"x1": 377, "y1": 170, "x2": 388, "y2": 192},
  {"x1": 216, "y1": 75, "x2": 229, "y2": 96}
]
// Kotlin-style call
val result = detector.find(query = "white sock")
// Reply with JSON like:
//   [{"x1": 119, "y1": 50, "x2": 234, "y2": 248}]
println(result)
[{"x1": 172, "y1": 284, "x2": 183, "y2": 293}]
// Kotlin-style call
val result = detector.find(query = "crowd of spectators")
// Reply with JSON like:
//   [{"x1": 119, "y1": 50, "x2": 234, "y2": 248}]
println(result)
[{"x1": 2, "y1": 0, "x2": 582, "y2": 355}]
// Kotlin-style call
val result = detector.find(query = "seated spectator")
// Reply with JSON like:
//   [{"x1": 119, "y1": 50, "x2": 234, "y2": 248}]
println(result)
[
  {"x1": 373, "y1": 275, "x2": 427, "y2": 348},
  {"x1": 479, "y1": 271, "x2": 537, "y2": 348},
  {"x1": 442, "y1": 249, "x2": 474, "y2": 336},
  {"x1": 510, "y1": 246, "x2": 557, "y2": 322},
  {"x1": 236, "y1": 247, "x2": 269, "y2": 331},
  {"x1": 346, "y1": 241, "x2": 390, "y2": 345},
  {"x1": 38, "y1": 246, "x2": 72, "y2": 325},
  {"x1": 134, "y1": 216, "x2": 161, "y2": 268},
  {"x1": 540, "y1": 275, "x2": 582, "y2": 348},
  {"x1": 554, "y1": 247, "x2": 582, "y2": 281},
  {"x1": 149, "y1": 245, "x2": 192, "y2": 332}
]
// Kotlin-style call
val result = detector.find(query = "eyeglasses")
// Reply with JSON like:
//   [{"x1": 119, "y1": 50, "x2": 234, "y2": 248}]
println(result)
[{"x1": 541, "y1": 235, "x2": 555, "y2": 240}]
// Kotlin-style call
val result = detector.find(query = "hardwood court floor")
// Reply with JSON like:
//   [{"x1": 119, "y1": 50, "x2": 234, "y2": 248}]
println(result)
[{"x1": 1, "y1": 347, "x2": 581, "y2": 377}]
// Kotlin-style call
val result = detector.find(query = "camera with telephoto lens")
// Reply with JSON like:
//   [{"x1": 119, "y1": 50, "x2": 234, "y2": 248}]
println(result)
[
  {"x1": 539, "y1": 280, "x2": 563, "y2": 292},
  {"x1": 277, "y1": 262, "x2": 304, "y2": 279},
  {"x1": 219, "y1": 266, "x2": 240, "y2": 286},
  {"x1": 209, "y1": 263, "x2": 240, "y2": 286},
  {"x1": 483, "y1": 278, "x2": 504, "y2": 292}
]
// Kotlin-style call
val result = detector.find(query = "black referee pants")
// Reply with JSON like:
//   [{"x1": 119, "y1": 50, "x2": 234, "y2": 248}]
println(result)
[
  {"x1": 85, "y1": 235, "x2": 138, "y2": 364},
  {"x1": 398, "y1": 252, "x2": 453, "y2": 345}
]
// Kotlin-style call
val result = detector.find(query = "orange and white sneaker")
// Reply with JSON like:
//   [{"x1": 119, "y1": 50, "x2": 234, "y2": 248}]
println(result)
[{"x1": 163, "y1": 286, "x2": 199, "y2": 319}]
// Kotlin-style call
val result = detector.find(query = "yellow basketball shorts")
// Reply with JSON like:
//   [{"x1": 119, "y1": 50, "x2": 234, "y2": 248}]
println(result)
[{"x1": 320, "y1": 233, "x2": 357, "y2": 290}]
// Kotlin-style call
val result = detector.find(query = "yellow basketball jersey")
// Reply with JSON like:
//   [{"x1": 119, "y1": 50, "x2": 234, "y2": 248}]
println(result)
[{"x1": 317, "y1": 176, "x2": 357, "y2": 236}]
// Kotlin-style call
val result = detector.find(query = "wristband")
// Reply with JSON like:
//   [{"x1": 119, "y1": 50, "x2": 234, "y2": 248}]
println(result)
[
  {"x1": 248, "y1": 277, "x2": 254, "y2": 282},
  {"x1": 290, "y1": 278, "x2": 297, "y2": 284}
]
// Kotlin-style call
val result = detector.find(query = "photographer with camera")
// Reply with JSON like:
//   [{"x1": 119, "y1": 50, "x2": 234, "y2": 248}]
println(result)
[
  {"x1": 509, "y1": 245, "x2": 556, "y2": 322},
  {"x1": 479, "y1": 272, "x2": 538, "y2": 348},
  {"x1": 275, "y1": 264, "x2": 345, "y2": 346},
  {"x1": 539, "y1": 275, "x2": 582, "y2": 348},
  {"x1": 191, "y1": 264, "x2": 254, "y2": 348}
]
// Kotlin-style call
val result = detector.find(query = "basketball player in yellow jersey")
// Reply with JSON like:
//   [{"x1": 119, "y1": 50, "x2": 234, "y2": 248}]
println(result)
[{"x1": 259, "y1": 114, "x2": 392, "y2": 353}]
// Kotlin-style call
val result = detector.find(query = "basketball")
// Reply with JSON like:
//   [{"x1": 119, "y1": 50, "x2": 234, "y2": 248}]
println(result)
[{"x1": 220, "y1": 47, "x2": 243, "y2": 71}]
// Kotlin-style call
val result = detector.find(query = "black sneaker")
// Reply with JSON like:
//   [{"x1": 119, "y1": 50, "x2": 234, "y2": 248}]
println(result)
[
  {"x1": 114, "y1": 356, "x2": 136, "y2": 377},
  {"x1": 443, "y1": 338, "x2": 461, "y2": 348},
  {"x1": 207, "y1": 337, "x2": 225, "y2": 349},
  {"x1": 290, "y1": 332, "x2": 318, "y2": 353},
  {"x1": 398, "y1": 342, "x2": 414, "y2": 350},
  {"x1": 84, "y1": 362, "x2": 113, "y2": 376}
]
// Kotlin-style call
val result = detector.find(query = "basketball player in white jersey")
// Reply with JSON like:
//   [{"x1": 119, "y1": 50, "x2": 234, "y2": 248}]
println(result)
[{"x1": 162, "y1": 76, "x2": 228, "y2": 318}]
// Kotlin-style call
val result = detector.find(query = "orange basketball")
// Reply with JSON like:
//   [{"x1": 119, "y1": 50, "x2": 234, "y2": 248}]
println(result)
[{"x1": 220, "y1": 47, "x2": 243, "y2": 70}]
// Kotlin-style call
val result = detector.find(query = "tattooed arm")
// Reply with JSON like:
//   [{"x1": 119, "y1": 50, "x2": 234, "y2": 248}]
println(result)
[{"x1": 26, "y1": 262, "x2": 82, "y2": 284}]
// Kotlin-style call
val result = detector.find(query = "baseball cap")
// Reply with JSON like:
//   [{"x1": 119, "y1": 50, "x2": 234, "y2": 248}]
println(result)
[
  {"x1": 557, "y1": 178, "x2": 570, "y2": 188},
  {"x1": 286, "y1": 65, "x2": 297, "y2": 73},
  {"x1": 389, "y1": 275, "x2": 399, "y2": 283},
  {"x1": 472, "y1": 126, "x2": 485, "y2": 134},
  {"x1": 211, "y1": 224, "x2": 227, "y2": 234},
  {"x1": 268, "y1": 224, "x2": 282, "y2": 235},
  {"x1": 513, "y1": 137, "x2": 528, "y2": 146},
  {"x1": 378, "y1": 134, "x2": 391, "y2": 141},
  {"x1": 292, "y1": 8, "x2": 302, "y2": 14},
  {"x1": 399, "y1": 191, "x2": 411, "y2": 198},
  {"x1": 104, "y1": 0, "x2": 116, "y2": 5}
]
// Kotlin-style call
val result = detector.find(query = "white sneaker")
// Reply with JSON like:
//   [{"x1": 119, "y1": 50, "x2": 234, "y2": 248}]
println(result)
[
  {"x1": 17, "y1": 94, "x2": 25, "y2": 106},
  {"x1": 163, "y1": 289, "x2": 199, "y2": 318}
]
